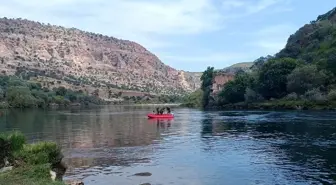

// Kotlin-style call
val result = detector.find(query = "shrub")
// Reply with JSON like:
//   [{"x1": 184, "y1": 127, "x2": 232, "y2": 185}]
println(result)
[
  {"x1": 327, "y1": 89, "x2": 336, "y2": 101},
  {"x1": 0, "y1": 87, "x2": 4, "y2": 101},
  {"x1": 287, "y1": 65, "x2": 327, "y2": 95},
  {"x1": 303, "y1": 88, "x2": 326, "y2": 101},
  {"x1": 7, "y1": 132, "x2": 26, "y2": 152},
  {"x1": 15, "y1": 142, "x2": 63, "y2": 165},
  {"x1": 6, "y1": 86, "x2": 37, "y2": 108},
  {"x1": 53, "y1": 96, "x2": 64, "y2": 105},
  {"x1": 244, "y1": 88, "x2": 264, "y2": 103},
  {"x1": 0, "y1": 102, "x2": 8, "y2": 109},
  {"x1": 283, "y1": 92, "x2": 298, "y2": 101},
  {"x1": 0, "y1": 132, "x2": 26, "y2": 165}
]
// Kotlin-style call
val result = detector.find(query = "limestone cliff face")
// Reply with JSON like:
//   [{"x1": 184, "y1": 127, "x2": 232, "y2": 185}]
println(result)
[
  {"x1": 211, "y1": 62, "x2": 253, "y2": 94},
  {"x1": 0, "y1": 18, "x2": 200, "y2": 96},
  {"x1": 211, "y1": 73, "x2": 234, "y2": 94}
]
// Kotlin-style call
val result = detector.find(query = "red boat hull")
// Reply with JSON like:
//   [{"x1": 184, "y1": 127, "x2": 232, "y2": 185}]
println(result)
[{"x1": 147, "y1": 114, "x2": 174, "y2": 119}]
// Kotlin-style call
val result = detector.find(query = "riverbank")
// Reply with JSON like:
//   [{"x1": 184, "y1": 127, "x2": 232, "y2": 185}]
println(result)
[
  {"x1": 181, "y1": 100, "x2": 336, "y2": 110},
  {"x1": 0, "y1": 132, "x2": 72, "y2": 185},
  {"x1": 216, "y1": 100, "x2": 336, "y2": 110}
]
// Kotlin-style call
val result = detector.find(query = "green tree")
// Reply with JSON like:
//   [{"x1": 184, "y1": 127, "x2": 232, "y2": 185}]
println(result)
[
  {"x1": 200, "y1": 66, "x2": 214, "y2": 108},
  {"x1": 53, "y1": 95, "x2": 65, "y2": 105},
  {"x1": 182, "y1": 89, "x2": 203, "y2": 107},
  {"x1": 6, "y1": 86, "x2": 37, "y2": 108},
  {"x1": 287, "y1": 65, "x2": 328, "y2": 95},
  {"x1": 258, "y1": 58, "x2": 297, "y2": 99},
  {"x1": 54, "y1": 87, "x2": 67, "y2": 96},
  {"x1": 0, "y1": 87, "x2": 4, "y2": 101},
  {"x1": 67, "y1": 93, "x2": 78, "y2": 103},
  {"x1": 218, "y1": 73, "x2": 255, "y2": 104},
  {"x1": 8, "y1": 76, "x2": 26, "y2": 87}
]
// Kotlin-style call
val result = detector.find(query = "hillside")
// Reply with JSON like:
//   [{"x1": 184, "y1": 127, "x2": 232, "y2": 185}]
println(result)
[
  {"x1": 0, "y1": 18, "x2": 200, "y2": 99},
  {"x1": 219, "y1": 62, "x2": 253, "y2": 74},
  {"x1": 196, "y1": 6, "x2": 336, "y2": 109},
  {"x1": 276, "y1": 7, "x2": 336, "y2": 72}
]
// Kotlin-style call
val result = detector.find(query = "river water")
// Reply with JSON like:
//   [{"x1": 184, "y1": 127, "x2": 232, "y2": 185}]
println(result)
[{"x1": 0, "y1": 106, "x2": 336, "y2": 185}]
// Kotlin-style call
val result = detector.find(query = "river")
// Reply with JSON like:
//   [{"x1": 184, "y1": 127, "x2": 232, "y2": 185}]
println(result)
[{"x1": 0, "y1": 106, "x2": 335, "y2": 185}]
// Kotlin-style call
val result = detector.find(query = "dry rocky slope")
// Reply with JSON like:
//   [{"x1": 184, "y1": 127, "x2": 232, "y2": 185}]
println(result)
[{"x1": 0, "y1": 18, "x2": 201, "y2": 98}]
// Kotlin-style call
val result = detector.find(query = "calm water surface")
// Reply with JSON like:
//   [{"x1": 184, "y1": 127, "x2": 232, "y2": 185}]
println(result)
[{"x1": 0, "y1": 106, "x2": 336, "y2": 185}]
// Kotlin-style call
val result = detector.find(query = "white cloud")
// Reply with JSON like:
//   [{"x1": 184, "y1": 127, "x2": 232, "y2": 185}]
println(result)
[
  {"x1": 0, "y1": 0, "x2": 295, "y2": 71},
  {"x1": 222, "y1": 0, "x2": 292, "y2": 16},
  {"x1": 0, "y1": 0, "x2": 225, "y2": 50},
  {"x1": 247, "y1": 24, "x2": 297, "y2": 53},
  {"x1": 222, "y1": 0, "x2": 246, "y2": 9},
  {"x1": 160, "y1": 51, "x2": 259, "y2": 71},
  {"x1": 1, "y1": 0, "x2": 222, "y2": 35},
  {"x1": 247, "y1": 0, "x2": 279, "y2": 14}
]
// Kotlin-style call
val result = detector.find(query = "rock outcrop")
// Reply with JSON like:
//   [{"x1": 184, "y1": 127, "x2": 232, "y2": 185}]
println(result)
[
  {"x1": 211, "y1": 72, "x2": 235, "y2": 95},
  {"x1": 0, "y1": 18, "x2": 200, "y2": 96},
  {"x1": 211, "y1": 62, "x2": 253, "y2": 94}
]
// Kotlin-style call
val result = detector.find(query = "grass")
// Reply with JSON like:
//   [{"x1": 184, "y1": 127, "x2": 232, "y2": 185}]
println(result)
[
  {"x1": 0, "y1": 164, "x2": 65, "y2": 185},
  {"x1": 0, "y1": 132, "x2": 66, "y2": 185}
]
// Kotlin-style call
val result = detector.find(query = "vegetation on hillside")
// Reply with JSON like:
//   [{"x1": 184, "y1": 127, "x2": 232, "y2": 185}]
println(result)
[
  {"x1": 122, "y1": 94, "x2": 184, "y2": 104},
  {"x1": 184, "y1": 7, "x2": 336, "y2": 110},
  {"x1": 215, "y1": 8, "x2": 336, "y2": 109},
  {"x1": 0, "y1": 132, "x2": 66, "y2": 185},
  {"x1": 0, "y1": 75, "x2": 106, "y2": 109},
  {"x1": 181, "y1": 89, "x2": 203, "y2": 108}
]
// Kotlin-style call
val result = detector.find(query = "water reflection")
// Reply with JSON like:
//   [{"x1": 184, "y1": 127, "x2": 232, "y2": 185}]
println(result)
[
  {"x1": 1, "y1": 108, "x2": 336, "y2": 185},
  {"x1": 200, "y1": 111, "x2": 336, "y2": 184}
]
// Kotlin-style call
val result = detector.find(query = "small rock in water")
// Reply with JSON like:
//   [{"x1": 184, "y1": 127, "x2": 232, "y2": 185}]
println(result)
[
  {"x1": 134, "y1": 172, "x2": 152, "y2": 176},
  {"x1": 140, "y1": 183, "x2": 151, "y2": 185}
]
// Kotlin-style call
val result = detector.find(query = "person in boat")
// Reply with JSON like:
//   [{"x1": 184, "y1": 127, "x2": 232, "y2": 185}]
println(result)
[
  {"x1": 159, "y1": 107, "x2": 165, "y2": 115},
  {"x1": 166, "y1": 107, "x2": 171, "y2": 114}
]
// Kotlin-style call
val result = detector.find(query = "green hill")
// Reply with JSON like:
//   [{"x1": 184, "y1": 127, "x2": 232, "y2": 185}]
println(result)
[{"x1": 199, "y1": 7, "x2": 336, "y2": 109}]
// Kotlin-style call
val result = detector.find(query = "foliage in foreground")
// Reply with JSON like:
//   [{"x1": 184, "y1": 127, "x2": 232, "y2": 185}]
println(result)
[
  {"x1": 0, "y1": 132, "x2": 65, "y2": 185},
  {"x1": 0, "y1": 164, "x2": 65, "y2": 185}
]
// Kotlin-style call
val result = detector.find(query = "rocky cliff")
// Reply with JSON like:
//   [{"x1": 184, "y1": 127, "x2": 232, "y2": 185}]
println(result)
[
  {"x1": 211, "y1": 62, "x2": 253, "y2": 94},
  {"x1": 0, "y1": 18, "x2": 200, "y2": 97}
]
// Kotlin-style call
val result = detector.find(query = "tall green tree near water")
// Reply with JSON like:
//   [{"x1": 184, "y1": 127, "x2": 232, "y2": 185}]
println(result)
[
  {"x1": 200, "y1": 66, "x2": 214, "y2": 108},
  {"x1": 258, "y1": 58, "x2": 297, "y2": 99},
  {"x1": 218, "y1": 73, "x2": 255, "y2": 104}
]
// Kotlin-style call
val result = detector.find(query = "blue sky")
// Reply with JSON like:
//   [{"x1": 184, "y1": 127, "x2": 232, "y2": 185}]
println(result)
[{"x1": 0, "y1": 0, "x2": 335, "y2": 71}]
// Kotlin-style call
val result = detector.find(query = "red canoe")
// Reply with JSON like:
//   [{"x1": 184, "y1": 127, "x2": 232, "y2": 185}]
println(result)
[{"x1": 147, "y1": 113, "x2": 174, "y2": 119}]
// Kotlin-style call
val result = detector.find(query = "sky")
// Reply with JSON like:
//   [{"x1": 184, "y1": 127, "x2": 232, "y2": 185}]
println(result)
[{"x1": 0, "y1": 0, "x2": 335, "y2": 72}]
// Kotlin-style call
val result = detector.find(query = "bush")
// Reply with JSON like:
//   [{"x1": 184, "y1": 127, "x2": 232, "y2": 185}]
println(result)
[
  {"x1": 0, "y1": 132, "x2": 26, "y2": 165},
  {"x1": 244, "y1": 88, "x2": 263, "y2": 103},
  {"x1": 0, "y1": 87, "x2": 4, "y2": 101},
  {"x1": 6, "y1": 86, "x2": 37, "y2": 108},
  {"x1": 283, "y1": 92, "x2": 299, "y2": 101},
  {"x1": 287, "y1": 65, "x2": 327, "y2": 95},
  {"x1": 0, "y1": 101, "x2": 8, "y2": 109},
  {"x1": 7, "y1": 132, "x2": 26, "y2": 152},
  {"x1": 303, "y1": 88, "x2": 327, "y2": 101},
  {"x1": 327, "y1": 89, "x2": 336, "y2": 101},
  {"x1": 15, "y1": 142, "x2": 63, "y2": 165},
  {"x1": 182, "y1": 89, "x2": 203, "y2": 107},
  {"x1": 53, "y1": 96, "x2": 64, "y2": 105}
]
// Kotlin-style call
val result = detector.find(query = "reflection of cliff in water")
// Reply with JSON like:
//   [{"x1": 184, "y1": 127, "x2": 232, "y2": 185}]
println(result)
[
  {"x1": 200, "y1": 111, "x2": 336, "y2": 184},
  {"x1": 0, "y1": 106, "x2": 170, "y2": 169}
]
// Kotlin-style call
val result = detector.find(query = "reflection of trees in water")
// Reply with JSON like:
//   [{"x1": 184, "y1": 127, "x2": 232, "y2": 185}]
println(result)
[
  {"x1": 0, "y1": 106, "x2": 168, "y2": 168},
  {"x1": 200, "y1": 113, "x2": 336, "y2": 184},
  {"x1": 201, "y1": 117, "x2": 247, "y2": 137}
]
